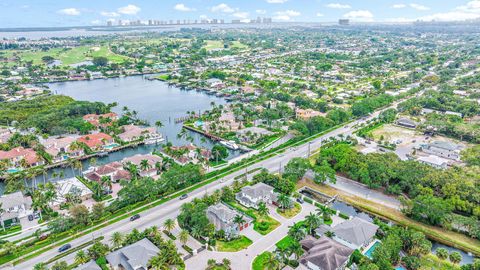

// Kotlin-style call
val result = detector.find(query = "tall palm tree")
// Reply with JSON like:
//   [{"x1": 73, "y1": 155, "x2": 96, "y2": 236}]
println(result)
[
  {"x1": 257, "y1": 202, "x2": 270, "y2": 217},
  {"x1": 148, "y1": 254, "x2": 169, "y2": 270},
  {"x1": 179, "y1": 230, "x2": 189, "y2": 245},
  {"x1": 288, "y1": 222, "x2": 306, "y2": 241},
  {"x1": 74, "y1": 250, "x2": 89, "y2": 264},
  {"x1": 163, "y1": 218, "x2": 175, "y2": 233},
  {"x1": 304, "y1": 212, "x2": 322, "y2": 235},
  {"x1": 233, "y1": 215, "x2": 246, "y2": 230},
  {"x1": 155, "y1": 120, "x2": 164, "y2": 129},
  {"x1": 111, "y1": 231, "x2": 124, "y2": 249},
  {"x1": 140, "y1": 159, "x2": 151, "y2": 171},
  {"x1": 100, "y1": 176, "x2": 112, "y2": 191},
  {"x1": 264, "y1": 252, "x2": 280, "y2": 270},
  {"x1": 317, "y1": 206, "x2": 331, "y2": 222},
  {"x1": 277, "y1": 194, "x2": 292, "y2": 212},
  {"x1": 222, "y1": 258, "x2": 231, "y2": 269}
]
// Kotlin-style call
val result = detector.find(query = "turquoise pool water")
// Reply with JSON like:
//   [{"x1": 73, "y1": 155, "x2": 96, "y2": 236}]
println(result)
[
  {"x1": 104, "y1": 143, "x2": 120, "y2": 149},
  {"x1": 364, "y1": 241, "x2": 381, "y2": 259},
  {"x1": 395, "y1": 267, "x2": 406, "y2": 270},
  {"x1": 6, "y1": 168, "x2": 20, "y2": 173}
]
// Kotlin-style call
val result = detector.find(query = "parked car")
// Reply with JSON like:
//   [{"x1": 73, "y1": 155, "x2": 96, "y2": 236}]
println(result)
[
  {"x1": 39, "y1": 234, "x2": 49, "y2": 240},
  {"x1": 33, "y1": 212, "x2": 40, "y2": 219},
  {"x1": 130, "y1": 214, "x2": 140, "y2": 221},
  {"x1": 296, "y1": 197, "x2": 304, "y2": 204},
  {"x1": 58, "y1": 244, "x2": 71, "y2": 252},
  {"x1": 179, "y1": 194, "x2": 188, "y2": 200},
  {"x1": 28, "y1": 214, "x2": 34, "y2": 221}
]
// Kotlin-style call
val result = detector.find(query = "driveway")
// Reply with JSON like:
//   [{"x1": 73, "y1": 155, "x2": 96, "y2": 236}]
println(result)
[{"x1": 185, "y1": 202, "x2": 317, "y2": 269}]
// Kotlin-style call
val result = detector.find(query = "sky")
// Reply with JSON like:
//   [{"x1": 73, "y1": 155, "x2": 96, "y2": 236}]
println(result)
[{"x1": 0, "y1": 0, "x2": 479, "y2": 28}]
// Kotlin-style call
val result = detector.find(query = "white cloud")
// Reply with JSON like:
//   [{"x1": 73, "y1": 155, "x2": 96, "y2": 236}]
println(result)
[
  {"x1": 266, "y1": 0, "x2": 288, "y2": 3},
  {"x1": 233, "y1": 12, "x2": 249, "y2": 19},
  {"x1": 58, "y1": 8, "x2": 80, "y2": 16},
  {"x1": 174, "y1": 3, "x2": 196, "y2": 12},
  {"x1": 392, "y1": 4, "x2": 406, "y2": 8},
  {"x1": 343, "y1": 10, "x2": 374, "y2": 21},
  {"x1": 256, "y1": 9, "x2": 267, "y2": 14},
  {"x1": 274, "y1": 10, "x2": 301, "y2": 21},
  {"x1": 211, "y1": 3, "x2": 234, "y2": 13},
  {"x1": 409, "y1": 3, "x2": 429, "y2": 11},
  {"x1": 326, "y1": 3, "x2": 351, "y2": 9},
  {"x1": 117, "y1": 4, "x2": 141, "y2": 15},
  {"x1": 417, "y1": 0, "x2": 480, "y2": 22},
  {"x1": 316, "y1": 13, "x2": 324, "y2": 17},
  {"x1": 101, "y1": 11, "x2": 120, "y2": 17}
]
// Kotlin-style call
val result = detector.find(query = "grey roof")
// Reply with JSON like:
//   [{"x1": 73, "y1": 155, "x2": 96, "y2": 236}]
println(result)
[
  {"x1": 428, "y1": 141, "x2": 459, "y2": 151},
  {"x1": 314, "y1": 224, "x2": 332, "y2": 236},
  {"x1": 106, "y1": 238, "x2": 159, "y2": 270},
  {"x1": 300, "y1": 236, "x2": 353, "y2": 270},
  {"x1": 73, "y1": 260, "x2": 102, "y2": 270},
  {"x1": 396, "y1": 118, "x2": 417, "y2": 127},
  {"x1": 239, "y1": 182, "x2": 274, "y2": 200},
  {"x1": 332, "y1": 217, "x2": 379, "y2": 246},
  {"x1": 0, "y1": 191, "x2": 32, "y2": 210},
  {"x1": 208, "y1": 203, "x2": 238, "y2": 223}
]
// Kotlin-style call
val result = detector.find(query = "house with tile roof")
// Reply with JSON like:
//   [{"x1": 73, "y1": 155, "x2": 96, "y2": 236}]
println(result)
[
  {"x1": 0, "y1": 147, "x2": 43, "y2": 168},
  {"x1": 77, "y1": 133, "x2": 113, "y2": 151},
  {"x1": 106, "y1": 238, "x2": 159, "y2": 270},
  {"x1": 300, "y1": 235, "x2": 354, "y2": 270},
  {"x1": 332, "y1": 217, "x2": 379, "y2": 249}
]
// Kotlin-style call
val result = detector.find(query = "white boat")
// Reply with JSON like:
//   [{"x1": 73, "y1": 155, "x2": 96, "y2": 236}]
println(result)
[
  {"x1": 144, "y1": 134, "x2": 165, "y2": 145},
  {"x1": 220, "y1": 140, "x2": 239, "y2": 150}
]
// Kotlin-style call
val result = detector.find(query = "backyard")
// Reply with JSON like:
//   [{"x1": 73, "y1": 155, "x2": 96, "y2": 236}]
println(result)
[
  {"x1": 216, "y1": 235, "x2": 253, "y2": 252},
  {"x1": 276, "y1": 202, "x2": 302, "y2": 219}
]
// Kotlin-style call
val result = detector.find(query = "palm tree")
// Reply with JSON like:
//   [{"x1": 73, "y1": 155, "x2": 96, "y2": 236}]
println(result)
[
  {"x1": 140, "y1": 159, "x2": 151, "y2": 171},
  {"x1": 111, "y1": 231, "x2": 124, "y2": 249},
  {"x1": 233, "y1": 215, "x2": 246, "y2": 230},
  {"x1": 289, "y1": 241, "x2": 304, "y2": 260},
  {"x1": 148, "y1": 254, "x2": 169, "y2": 270},
  {"x1": 222, "y1": 258, "x2": 231, "y2": 269},
  {"x1": 264, "y1": 251, "x2": 280, "y2": 270},
  {"x1": 317, "y1": 206, "x2": 331, "y2": 222},
  {"x1": 163, "y1": 218, "x2": 175, "y2": 233},
  {"x1": 74, "y1": 250, "x2": 89, "y2": 264},
  {"x1": 179, "y1": 230, "x2": 189, "y2": 245},
  {"x1": 89, "y1": 157, "x2": 97, "y2": 168},
  {"x1": 33, "y1": 263, "x2": 48, "y2": 270},
  {"x1": 100, "y1": 176, "x2": 112, "y2": 191},
  {"x1": 190, "y1": 227, "x2": 202, "y2": 240},
  {"x1": 304, "y1": 212, "x2": 322, "y2": 235},
  {"x1": 288, "y1": 222, "x2": 306, "y2": 241},
  {"x1": 277, "y1": 194, "x2": 292, "y2": 212},
  {"x1": 155, "y1": 120, "x2": 164, "y2": 129},
  {"x1": 257, "y1": 202, "x2": 270, "y2": 217}
]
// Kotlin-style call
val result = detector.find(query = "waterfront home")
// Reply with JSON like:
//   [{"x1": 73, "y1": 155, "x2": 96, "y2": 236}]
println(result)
[
  {"x1": 207, "y1": 203, "x2": 253, "y2": 239},
  {"x1": 331, "y1": 217, "x2": 379, "y2": 249},
  {"x1": 0, "y1": 147, "x2": 44, "y2": 168},
  {"x1": 164, "y1": 144, "x2": 211, "y2": 165},
  {"x1": 84, "y1": 162, "x2": 131, "y2": 183},
  {"x1": 420, "y1": 140, "x2": 461, "y2": 161},
  {"x1": 236, "y1": 127, "x2": 273, "y2": 144},
  {"x1": 0, "y1": 191, "x2": 33, "y2": 227},
  {"x1": 122, "y1": 154, "x2": 163, "y2": 177},
  {"x1": 77, "y1": 133, "x2": 114, "y2": 151},
  {"x1": 296, "y1": 108, "x2": 325, "y2": 120},
  {"x1": 83, "y1": 113, "x2": 118, "y2": 128},
  {"x1": 106, "y1": 238, "x2": 159, "y2": 270},
  {"x1": 118, "y1": 124, "x2": 157, "y2": 143},
  {"x1": 41, "y1": 135, "x2": 83, "y2": 163},
  {"x1": 235, "y1": 182, "x2": 276, "y2": 209},
  {"x1": 50, "y1": 178, "x2": 93, "y2": 210},
  {"x1": 300, "y1": 235, "x2": 353, "y2": 270},
  {"x1": 205, "y1": 110, "x2": 241, "y2": 132}
]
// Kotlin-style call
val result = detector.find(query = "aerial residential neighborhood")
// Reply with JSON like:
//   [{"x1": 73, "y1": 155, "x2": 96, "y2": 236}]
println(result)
[{"x1": 0, "y1": 1, "x2": 480, "y2": 270}]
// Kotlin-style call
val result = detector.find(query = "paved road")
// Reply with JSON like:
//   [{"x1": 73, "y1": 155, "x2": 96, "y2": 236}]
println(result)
[{"x1": 12, "y1": 96, "x2": 408, "y2": 269}]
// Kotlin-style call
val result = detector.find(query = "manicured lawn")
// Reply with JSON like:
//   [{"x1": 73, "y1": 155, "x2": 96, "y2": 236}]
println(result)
[
  {"x1": 204, "y1": 40, "x2": 224, "y2": 51},
  {"x1": 252, "y1": 251, "x2": 270, "y2": 270},
  {"x1": 276, "y1": 235, "x2": 296, "y2": 250},
  {"x1": 254, "y1": 215, "x2": 280, "y2": 235},
  {"x1": 419, "y1": 254, "x2": 460, "y2": 270},
  {"x1": 216, "y1": 236, "x2": 253, "y2": 252},
  {"x1": 231, "y1": 41, "x2": 248, "y2": 50},
  {"x1": 277, "y1": 202, "x2": 302, "y2": 219}
]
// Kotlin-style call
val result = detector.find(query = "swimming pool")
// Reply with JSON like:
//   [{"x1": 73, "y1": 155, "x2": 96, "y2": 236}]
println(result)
[
  {"x1": 363, "y1": 241, "x2": 381, "y2": 259},
  {"x1": 395, "y1": 266, "x2": 406, "y2": 270},
  {"x1": 104, "y1": 143, "x2": 120, "y2": 149},
  {"x1": 6, "y1": 168, "x2": 20, "y2": 173}
]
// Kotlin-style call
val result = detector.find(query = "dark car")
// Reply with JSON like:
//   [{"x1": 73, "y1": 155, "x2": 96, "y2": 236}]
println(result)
[
  {"x1": 33, "y1": 212, "x2": 40, "y2": 219},
  {"x1": 179, "y1": 194, "x2": 188, "y2": 200},
  {"x1": 130, "y1": 214, "x2": 140, "y2": 221},
  {"x1": 58, "y1": 244, "x2": 71, "y2": 252},
  {"x1": 296, "y1": 197, "x2": 304, "y2": 204},
  {"x1": 28, "y1": 214, "x2": 34, "y2": 221}
]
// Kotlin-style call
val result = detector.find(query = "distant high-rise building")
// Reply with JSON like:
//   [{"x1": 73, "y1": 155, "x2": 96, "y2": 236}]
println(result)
[
  {"x1": 339, "y1": 19, "x2": 349, "y2": 25},
  {"x1": 212, "y1": 19, "x2": 218, "y2": 24},
  {"x1": 220, "y1": 19, "x2": 224, "y2": 24},
  {"x1": 231, "y1": 19, "x2": 241, "y2": 24},
  {"x1": 263, "y1": 17, "x2": 272, "y2": 23},
  {"x1": 118, "y1": 20, "x2": 123, "y2": 26},
  {"x1": 194, "y1": 20, "x2": 198, "y2": 24},
  {"x1": 256, "y1": 17, "x2": 262, "y2": 23},
  {"x1": 107, "y1": 21, "x2": 113, "y2": 27}
]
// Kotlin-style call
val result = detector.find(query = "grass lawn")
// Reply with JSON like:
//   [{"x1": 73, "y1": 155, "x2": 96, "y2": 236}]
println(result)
[
  {"x1": 252, "y1": 251, "x2": 270, "y2": 270},
  {"x1": 254, "y1": 215, "x2": 280, "y2": 235},
  {"x1": 298, "y1": 178, "x2": 480, "y2": 257},
  {"x1": 277, "y1": 202, "x2": 302, "y2": 219},
  {"x1": 231, "y1": 41, "x2": 249, "y2": 50},
  {"x1": 204, "y1": 40, "x2": 224, "y2": 51},
  {"x1": 419, "y1": 254, "x2": 460, "y2": 270},
  {"x1": 276, "y1": 235, "x2": 296, "y2": 250},
  {"x1": 216, "y1": 236, "x2": 253, "y2": 252}
]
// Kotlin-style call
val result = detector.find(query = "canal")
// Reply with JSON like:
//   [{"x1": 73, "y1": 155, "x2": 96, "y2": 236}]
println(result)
[{"x1": 0, "y1": 75, "x2": 239, "y2": 193}]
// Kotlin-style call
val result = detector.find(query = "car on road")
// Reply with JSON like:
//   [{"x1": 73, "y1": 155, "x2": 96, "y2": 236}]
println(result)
[
  {"x1": 58, "y1": 244, "x2": 71, "y2": 252},
  {"x1": 130, "y1": 214, "x2": 140, "y2": 221},
  {"x1": 179, "y1": 194, "x2": 188, "y2": 200},
  {"x1": 28, "y1": 214, "x2": 34, "y2": 221}
]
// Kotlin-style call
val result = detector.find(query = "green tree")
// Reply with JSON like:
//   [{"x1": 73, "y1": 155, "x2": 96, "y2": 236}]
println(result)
[
  {"x1": 74, "y1": 250, "x2": 89, "y2": 265},
  {"x1": 211, "y1": 144, "x2": 228, "y2": 163},
  {"x1": 93, "y1": 56, "x2": 108, "y2": 67},
  {"x1": 436, "y1": 248, "x2": 449, "y2": 260},
  {"x1": 257, "y1": 202, "x2": 270, "y2": 217},
  {"x1": 163, "y1": 218, "x2": 176, "y2": 233},
  {"x1": 288, "y1": 222, "x2": 306, "y2": 241},
  {"x1": 87, "y1": 241, "x2": 109, "y2": 260},
  {"x1": 51, "y1": 261, "x2": 68, "y2": 270},
  {"x1": 69, "y1": 204, "x2": 90, "y2": 226},
  {"x1": 111, "y1": 231, "x2": 124, "y2": 249},
  {"x1": 304, "y1": 213, "x2": 322, "y2": 235},
  {"x1": 449, "y1": 251, "x2": 462, "y2": 264},
  {"x1": 313, "y1": 160, "x2": 336, "y2": 184},
  {"x1": 179, "y1": 230, "x2": 189, "y2": 245},
  {"x1": 277, "y1": 194, "x2": 292, "y2": 212}
]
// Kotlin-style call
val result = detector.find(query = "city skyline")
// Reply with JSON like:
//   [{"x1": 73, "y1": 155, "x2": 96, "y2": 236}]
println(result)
[{"x1": 0, "y1": 0, "x2": 479, "y2": 28}]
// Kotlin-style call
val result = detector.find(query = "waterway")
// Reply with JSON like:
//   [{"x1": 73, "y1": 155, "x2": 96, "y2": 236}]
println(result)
[{"x1": 0, "y1": 75, "x2": 238, "y2": 193}]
